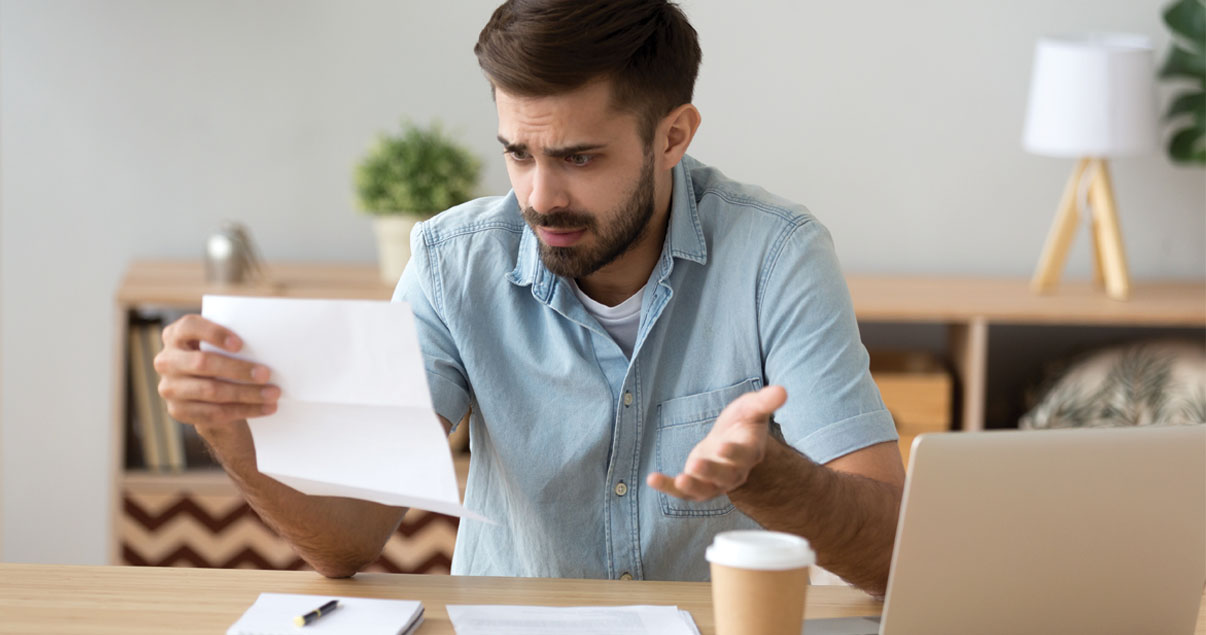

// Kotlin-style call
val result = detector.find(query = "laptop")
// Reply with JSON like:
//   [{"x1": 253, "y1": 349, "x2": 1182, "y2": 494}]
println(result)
[{"x1": 806, "y1": 425, "x2": 1206, "y2": 635}]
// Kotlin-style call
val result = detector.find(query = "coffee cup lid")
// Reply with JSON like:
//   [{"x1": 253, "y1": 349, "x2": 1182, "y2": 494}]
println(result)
[{"x1": 705, "y1": 530, "x2": 815, "y2": 570}]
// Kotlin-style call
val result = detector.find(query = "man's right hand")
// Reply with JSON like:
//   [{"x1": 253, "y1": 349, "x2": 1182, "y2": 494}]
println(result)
[{"x1": 154, "y1": 314, "x2": 281, "y2": 428}]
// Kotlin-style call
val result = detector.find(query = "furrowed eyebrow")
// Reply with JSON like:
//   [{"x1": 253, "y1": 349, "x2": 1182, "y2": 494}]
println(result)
[
  {"x1": 497, "y1": 135, "x2": 605, "y2": 158},
  {"x1": 497, "y1": 135, "x2": 526, "y2": 154}
]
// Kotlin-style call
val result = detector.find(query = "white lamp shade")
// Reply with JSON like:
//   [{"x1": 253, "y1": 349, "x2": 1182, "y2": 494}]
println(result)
[{"x1": 1022, "y1": 33, "x2": 1158, "y2": 158}]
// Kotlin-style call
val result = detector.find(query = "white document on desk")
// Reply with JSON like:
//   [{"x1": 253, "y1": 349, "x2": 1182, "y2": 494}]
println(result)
[
  {"x1": 445, "y1": 605, "x2": 700, "y2": 635},
  {"x1": 201, "y1": 295, "x2": 485, "y2": 521}
]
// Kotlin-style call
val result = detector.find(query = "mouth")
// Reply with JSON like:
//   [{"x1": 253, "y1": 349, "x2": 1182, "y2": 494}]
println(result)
[{"x1": 536, "y1": 227, "x2": 586, "y2": 247}]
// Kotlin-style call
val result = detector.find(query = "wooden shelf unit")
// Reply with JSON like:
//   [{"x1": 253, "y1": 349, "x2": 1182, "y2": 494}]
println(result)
[
  {"x1": 111, "y1": 262, "x2": 404, "y2": 569},
  {"x1": 846, "y1": 277, "x2": 1205, "y2": 431},
  {"x1": 111, "y1": 261, "x2": 1205, "y2": 568}
]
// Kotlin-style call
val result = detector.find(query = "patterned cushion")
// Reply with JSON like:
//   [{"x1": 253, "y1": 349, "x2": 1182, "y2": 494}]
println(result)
[{"x1": 1020, "y1": 340, "x2": 1206, "y2": 429}]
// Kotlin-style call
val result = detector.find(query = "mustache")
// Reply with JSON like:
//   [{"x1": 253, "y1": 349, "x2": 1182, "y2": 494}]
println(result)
[{"x1": 522, "y1": 207, "x2": 595, "y2": 231}]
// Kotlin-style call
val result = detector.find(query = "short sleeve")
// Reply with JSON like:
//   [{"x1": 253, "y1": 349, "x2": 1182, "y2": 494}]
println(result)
[
  {"x1": 757, "y1": 220, "x2": 897, "y2": 464},
  {"x1": 392, "y1": 221, "x2": 472, "y2": 430}
]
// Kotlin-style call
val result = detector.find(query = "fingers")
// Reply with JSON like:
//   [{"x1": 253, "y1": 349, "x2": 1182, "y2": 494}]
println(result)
[
  {"x1": 674, "y1": 473, "x2": 723, "y2": 501},
  {"x1": 158, "y1": 373, "x2": 279, "y2": 427},
  {"x1": 160, "y1": 376, "x2": 279, "y2": 405},
  {"x1": 155, "y1": 314, "x2": 275, "y2": 428},
  {"x1": 646, "y1": 472, "x2": 682, "y2": 497},
  {"x1": 154, "y1": 346, "x2": 269, "y2": 383},
  {"x1": 715, "y1": 439, "x2": 761, "y2": 465},
  {"x1": 724, "y1": 385, "x2": 788, "y2": 424},
  {"x1": 647, "y1": 470, "x2": 726, "y2": 502},
  {"x1": 166, "y1": 400, "x2": 277, "y2": 427},
  {"x1": 162, "y1": 314, "x2": 243, "y2": 353},
  {"x1": 685, "y1": 455, "x2": 746, "y2": 491}
]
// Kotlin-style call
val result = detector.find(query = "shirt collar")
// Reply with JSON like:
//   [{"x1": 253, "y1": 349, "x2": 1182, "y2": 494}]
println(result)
[{"x1": 507, "y1": 156, "x2": 707, "y2": 293}]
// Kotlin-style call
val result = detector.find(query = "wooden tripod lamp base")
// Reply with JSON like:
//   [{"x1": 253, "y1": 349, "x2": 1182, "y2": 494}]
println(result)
[{"x1": 1030, "y1": 157, "x2": 1131, "y2": 300}]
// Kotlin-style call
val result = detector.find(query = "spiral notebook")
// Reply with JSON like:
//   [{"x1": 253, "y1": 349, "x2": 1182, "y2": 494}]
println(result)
[{"x1": 227, "y1": 593, "x2": 424, "y2": 635}]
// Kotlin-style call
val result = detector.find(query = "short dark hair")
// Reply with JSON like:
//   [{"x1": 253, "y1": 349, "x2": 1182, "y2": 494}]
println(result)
[{"x1": 474, "y1": 0, "x2": 702, "y2": 145}]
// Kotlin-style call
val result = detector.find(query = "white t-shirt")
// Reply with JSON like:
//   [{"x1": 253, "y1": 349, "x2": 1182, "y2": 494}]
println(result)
[{"x1": 571, "y1": 280, "x2": 645, "y2": 359}]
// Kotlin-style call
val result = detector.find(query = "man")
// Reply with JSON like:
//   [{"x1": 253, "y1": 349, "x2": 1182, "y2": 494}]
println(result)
[{"x1": 155, "y1": 0, "x2": 905, "y2": 596}]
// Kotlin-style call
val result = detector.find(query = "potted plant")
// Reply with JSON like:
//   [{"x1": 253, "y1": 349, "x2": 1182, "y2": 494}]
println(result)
[
  {"x1": 1159, "y1": 0, "x2": 1205, "y2": 165},
  {"x1": 355, "y1": 120, "x2": 481, "y2": 283}
]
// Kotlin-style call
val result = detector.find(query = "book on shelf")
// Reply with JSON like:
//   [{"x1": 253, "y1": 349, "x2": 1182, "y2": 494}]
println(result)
[
  {"x1": 143, "y1": 322, "x2": 184, "y2": 471},
  {"x1": 127, "y1": 321, "x2": 165, "y2": 470}
]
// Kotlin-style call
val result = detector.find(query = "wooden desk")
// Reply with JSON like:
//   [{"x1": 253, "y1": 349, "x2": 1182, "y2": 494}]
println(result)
[
  {"x1": 0, "y1": 563, "x2": 886, "y2": 634},
  {"x1": 3, "y1": 564, "x2": 1205, "y2": 635}
]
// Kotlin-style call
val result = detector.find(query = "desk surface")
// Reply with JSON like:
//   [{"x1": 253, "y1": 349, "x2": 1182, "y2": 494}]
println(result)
[
  {"x1": 0, "y1": 563, "x2": 883, "y2": 634},
  {"x1": 3, "y1": 563, "x2": 1205, "y2": 634}
]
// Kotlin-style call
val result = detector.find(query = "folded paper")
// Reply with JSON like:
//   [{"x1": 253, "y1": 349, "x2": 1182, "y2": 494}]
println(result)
[{"x1": 202, "y1": 295, "x2": 485, "y2": 521}]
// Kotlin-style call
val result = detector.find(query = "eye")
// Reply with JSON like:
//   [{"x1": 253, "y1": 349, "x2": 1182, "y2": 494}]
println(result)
[
  {"x1": 505, "y1": 149, "x2": 531, "y2": 161},
  {"x1": 566, "y1": 154, "x2": 593, "y2": 167}
]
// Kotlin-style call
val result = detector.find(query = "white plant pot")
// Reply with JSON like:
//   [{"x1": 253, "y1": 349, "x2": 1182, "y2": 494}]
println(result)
[{"x1": 372, "y1": 215, "x2": 421, "y2": 285}]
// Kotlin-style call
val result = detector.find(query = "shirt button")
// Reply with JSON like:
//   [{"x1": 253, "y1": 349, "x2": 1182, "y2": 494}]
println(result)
[
  {"x1": 623, "y1": 392, "x2": 633, "y2": 406},
  {"x1": 614, "y1": 481, "x2": 628, "y2": 497},
  {"x1": 619, "y1": 572, "x2": 633, "y2": 581}
]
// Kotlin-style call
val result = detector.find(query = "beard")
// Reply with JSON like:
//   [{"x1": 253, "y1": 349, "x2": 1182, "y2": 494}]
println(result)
[{"x1": 521, "y1": 154, "x2": 656, "y2": 280}]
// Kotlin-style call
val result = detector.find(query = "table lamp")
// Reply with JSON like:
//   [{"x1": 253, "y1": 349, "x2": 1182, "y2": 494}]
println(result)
[{"x1": 1022, "y1": 33, "x2": 1158, "y2": 301}]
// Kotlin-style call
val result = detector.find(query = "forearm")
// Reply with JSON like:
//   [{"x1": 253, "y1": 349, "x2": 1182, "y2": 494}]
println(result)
[
  {"x1": 729, "y1": 438, "x2": 902, "y2": 597},
  {"x1": 197, "y1": 421, "x2": 406, "y2": 577}
]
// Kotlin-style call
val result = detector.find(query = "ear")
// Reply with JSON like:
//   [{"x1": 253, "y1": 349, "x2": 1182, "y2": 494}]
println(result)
[{"x1": 654, "y1": 104, "x2": 701, "y2": 171}]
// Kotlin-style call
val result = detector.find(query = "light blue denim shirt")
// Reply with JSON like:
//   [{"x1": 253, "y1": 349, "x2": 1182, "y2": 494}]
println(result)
[{"x1": 394, "y1": 155, "x2": 897, "y2": 581}]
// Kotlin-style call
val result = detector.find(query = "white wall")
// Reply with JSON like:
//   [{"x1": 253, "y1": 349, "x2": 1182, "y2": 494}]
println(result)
[{"x1": 2, "y1": 0, "x2": 1202, "y2": 565}]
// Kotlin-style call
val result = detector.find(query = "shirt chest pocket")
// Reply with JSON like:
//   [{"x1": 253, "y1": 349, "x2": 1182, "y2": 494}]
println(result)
[{"x1": 655, "y1": 377, "x2": 763, "y2": 517}]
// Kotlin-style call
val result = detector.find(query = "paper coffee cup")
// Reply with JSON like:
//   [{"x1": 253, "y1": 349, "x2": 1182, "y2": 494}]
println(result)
[{"x1": 706, "y1": 530, "x2": 815, "y2": 635}]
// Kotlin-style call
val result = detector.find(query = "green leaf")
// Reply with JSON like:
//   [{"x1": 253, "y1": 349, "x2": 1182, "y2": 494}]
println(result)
[
  {"x1": 1159, "y1": 43, "x2": 1206, "y2": 80},
  {"x1": 1168, "y1": 123, "x2": 1206, "y2": 164},
  {"x1": 1163, "y1": 0, "x2": 1206, "y2": 50},
  {"x1": 1164, "y1": 90, "x2": 1206, "y2": 124},
  {"x1": 353, "y1": 120, "x2": 481, "y2": 217}
]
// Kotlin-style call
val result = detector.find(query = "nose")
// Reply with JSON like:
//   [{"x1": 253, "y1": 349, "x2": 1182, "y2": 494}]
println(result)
[{"x1": 526, "y1": 163, "x2": 570, "y2": 215}]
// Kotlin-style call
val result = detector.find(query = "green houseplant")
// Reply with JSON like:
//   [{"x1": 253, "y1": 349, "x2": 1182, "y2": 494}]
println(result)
[
  {"x1": 1159, "y1": 0, "x2": 1206, "y2": 164},
  {"x1": 355, "y1": 121, "x2": 481, "y2": 282}
]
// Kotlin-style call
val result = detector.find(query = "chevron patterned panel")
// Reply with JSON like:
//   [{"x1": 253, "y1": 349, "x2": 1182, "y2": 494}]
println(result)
[{"x1": 120, "y1": 489, "x2": 458, "y2": 573}]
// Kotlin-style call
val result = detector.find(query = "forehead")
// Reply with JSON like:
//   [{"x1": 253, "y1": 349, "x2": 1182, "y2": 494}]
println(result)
[{"x1": 495, "y1": 80, "x2": 642, "y2": 148}]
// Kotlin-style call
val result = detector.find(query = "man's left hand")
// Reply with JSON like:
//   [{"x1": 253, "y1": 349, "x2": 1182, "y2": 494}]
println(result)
[{"x1": 646, "y1": 385, "x2": 788, "y2": 501}]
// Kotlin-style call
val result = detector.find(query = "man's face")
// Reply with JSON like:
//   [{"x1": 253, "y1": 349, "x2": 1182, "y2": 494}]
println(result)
[{"x1": 496, "y1": 80, "x2": 656, "y2": 279}]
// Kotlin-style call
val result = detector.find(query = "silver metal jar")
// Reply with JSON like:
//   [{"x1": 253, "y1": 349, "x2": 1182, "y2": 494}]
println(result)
[{"x1": 204, "y1": 221, "x2": 262, "y2": 285}]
